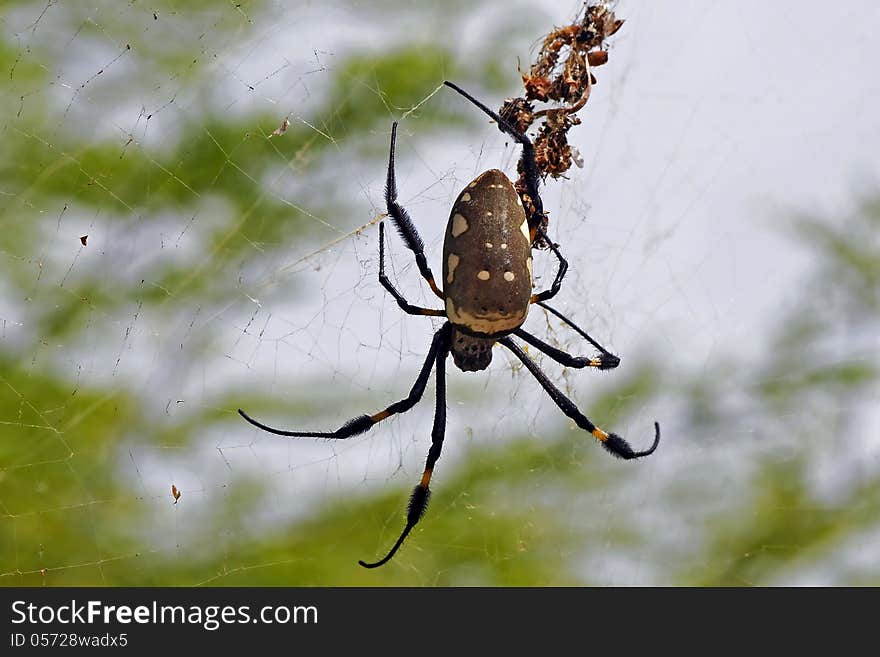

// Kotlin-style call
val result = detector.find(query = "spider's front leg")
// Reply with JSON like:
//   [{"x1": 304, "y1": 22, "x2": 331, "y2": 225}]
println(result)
[
  {"x1": 513, "y1": 327, "x2": 620, "y2": 371},
  {"x1": 238, "y1": 324, "x2": 450, "y2": 439},
  {"x1": 535, "y1": 299, "x2": 620, "y2": 367},
  {"x1": 360, "y1": 333, "x2": 451, "y2": 568},
  {"x1": 499, "y1": 336, "x2": 659, "y2": 460}
]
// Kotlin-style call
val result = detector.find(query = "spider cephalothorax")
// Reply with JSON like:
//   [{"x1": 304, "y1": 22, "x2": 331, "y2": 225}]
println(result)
[
  {"x1": 239, "y1": 81, "x2": 660, "y2": 569},
  {"x1": 450, "y1": 331, "x2": 494, "y2": 372}
]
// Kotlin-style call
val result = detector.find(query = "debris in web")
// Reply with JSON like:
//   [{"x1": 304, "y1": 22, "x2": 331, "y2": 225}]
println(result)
[
  {"x1": 270, "y1": 117, "x2": 290, "y2": 137},
  {"x1": 499, "y1": 1, "x2": 624, "y2": 247}
]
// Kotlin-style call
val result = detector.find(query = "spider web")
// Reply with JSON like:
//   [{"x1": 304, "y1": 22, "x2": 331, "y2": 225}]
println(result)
[{"x1": 1, "y1": 0, "x2": 879, "y2": 586}]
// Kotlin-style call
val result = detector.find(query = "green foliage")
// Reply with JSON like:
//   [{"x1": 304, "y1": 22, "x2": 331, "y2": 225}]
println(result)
[{"x1": 2, "y1": 2, "x2": 879, "y2": 587}]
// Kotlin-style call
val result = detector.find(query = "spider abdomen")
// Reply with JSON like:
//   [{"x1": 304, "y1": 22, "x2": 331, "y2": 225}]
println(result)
[{"x1": 442, "y1": 169, "x2": 533, "y2": 338}]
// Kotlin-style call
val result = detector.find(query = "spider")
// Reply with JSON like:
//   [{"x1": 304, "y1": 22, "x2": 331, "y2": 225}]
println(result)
[{"x1": 239, "y1": 81, "x2": 660, "y2": 568}]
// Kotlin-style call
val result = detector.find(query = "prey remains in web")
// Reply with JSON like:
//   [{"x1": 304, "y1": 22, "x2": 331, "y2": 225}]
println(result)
[
  {"x1": 502, "y1": 1, "x2": 626, "y2": 245},
  {"x1": 239, "y1": 77, "x2": 660, "y2": 569}
]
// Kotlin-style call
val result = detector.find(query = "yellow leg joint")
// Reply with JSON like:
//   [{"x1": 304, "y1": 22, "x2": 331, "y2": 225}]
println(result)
[
  {"x1": 428, "y1": 277, "x2": 444, "y2": 300},
  {"x1": 592, "y1": 428, "x2": 608, "y2": 443},
  {"x1": 370, "y1": 410, "x2": 390, "y2": 422},
  {"x1": 420, "y1": 469, "x2": 433, "y2": 488}
]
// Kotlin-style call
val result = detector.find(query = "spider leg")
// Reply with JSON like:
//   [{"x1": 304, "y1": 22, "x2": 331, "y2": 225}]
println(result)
[
  {"x1": 360, "y1": 332, "x2": 450, "y2": 568},
  {"x1": 524, "y1": 228, "x2": 617, "y2": 366},
  {"x1": 385, "y1": 122, "x2": 444, "y2": 300},
  {"x1": 379, "y1": 222, "x2": 445, "y2": 317},
  {"x1": 532, "y1": 300, "x2": 619, "y2": 366},
  {"x1": 444, "y1": 81, "x2": 544, "y2": 230},
  {"x1": 514, "y1": 327, "x2": 619, "y2": 371},
  {"x1": 498, "y1": 336, "x2": 659, "y2": 459},
  {"x1": 238, "y1": 323, "x2": 450, "y2": 439},
  {"x1": 529, "y1": 228, "x2": 567, "y2": 304}
]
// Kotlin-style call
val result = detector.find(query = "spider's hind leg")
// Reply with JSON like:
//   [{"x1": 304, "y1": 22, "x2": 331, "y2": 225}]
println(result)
[
  {"x1": 443, "y1": 81, "x2": 545, "y2": 231},
  {"x1": 379, "y1": 223, "x2": 444, "y2": 317},
  {"x1": 384, "y1": 122, "x2": 444, "y2": 300}
]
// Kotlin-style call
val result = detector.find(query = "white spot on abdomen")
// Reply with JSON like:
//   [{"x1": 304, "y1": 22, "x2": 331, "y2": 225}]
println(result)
[
  {"x1": 452, "y1": 213, "x2": 469, "y2": 237},
  {"x1": 477, "y1": 270, "x2": 490, "y2": 281},
  {"x1": 503, "y1": 271, "x2": 515, "y2": 282},
  {"x1": 519, "y1": 218, "x2": 529, "y2": 242},
  {"x1": 447, "y1": 253, "x2": 460, "y2": 283},
  {"x1": 461, "y1": 192, "x2": 471, "y2": 202}
]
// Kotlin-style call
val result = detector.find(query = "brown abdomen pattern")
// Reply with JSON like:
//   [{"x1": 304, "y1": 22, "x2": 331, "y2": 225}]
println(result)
[{"x1": 442, "y1": 169, "x2": 533, "y2": 336}]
